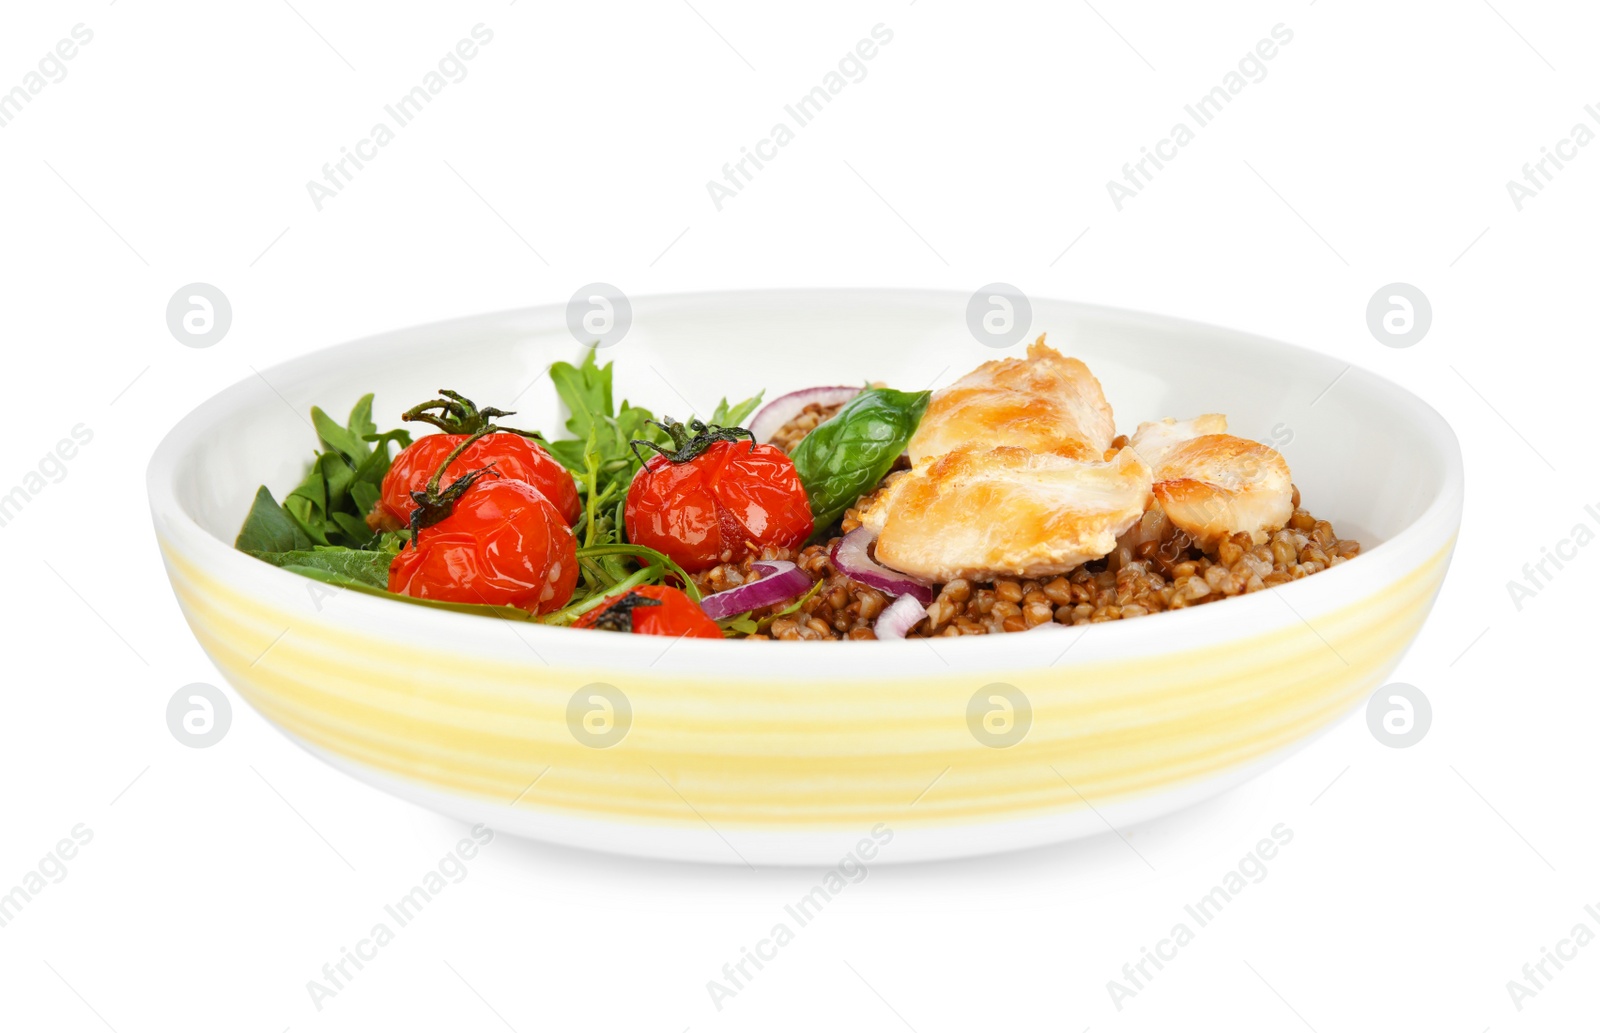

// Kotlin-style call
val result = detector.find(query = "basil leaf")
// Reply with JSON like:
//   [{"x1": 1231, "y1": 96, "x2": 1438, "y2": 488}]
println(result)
[
  {"x1": 789, "y1": 387, "x2": 930, "y2": 536},
  {"x1": 236, "y1": 486, "x2": 311, "y2": 553}
]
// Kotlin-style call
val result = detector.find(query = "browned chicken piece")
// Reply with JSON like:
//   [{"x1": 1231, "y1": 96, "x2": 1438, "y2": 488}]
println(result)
[
  {"x1": 1127, "y1": 414, "x2": 1229, "y2": 467},
  {"x1": 907, "y1": 335, "x2": 1116, "y2": 463},
  {"x1": 1130, "y1": 416, "x2": 1292, "y2": 547},
  {"x1": 858, "y1": 444, "x2": 1152, "y2": 582}
]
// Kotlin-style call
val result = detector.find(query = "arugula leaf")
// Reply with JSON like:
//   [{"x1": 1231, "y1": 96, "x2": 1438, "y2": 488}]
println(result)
[
  {"x1": 346, "y1": 394, "x2": 377, "y2": 439},
  {"x1": 353, "y1": 429, "x2": 410, "y2": 489},
  {"x1": 616, "y1": 400, "x2": 660, "y2": 444},
  {"x1": 310, "y1": 405, "x2": 368, "y2": 467},
  {"x1": 545, "y1": 352, "x2": 664, "y2": 551},
  {"x1": 548, "y1": 351, "x2": 613, "y2": 445},
  {"x1": 284, "y1": 463, "x2": 332, "y2": 545},
  {"x1": 349, "y1": 480, "x2": 381, "y2": 518},
  {"x1": 249, "y1": 536, "x2": 540, "y2": 623},
  {"x1": 709, "y1": 392, "x2": 764, "y2": 428},
  {"x1": 247, "y1": 545, "x2": 394, "y2": 589},
  {"x1": 309, "y1": 574, "x2": 542, "y2": 622},
  {"x1": 237, "y1": 360, "x2": 778, "y2": 633},
  {"x1": 235, "y1": 394, "x2": 411, "y2": 556},
  {"x1": 541, "y1": 353, "x2": 774, "y2": 610},
  {"x1": 718, "y1": 615, "x2": 758, "y2": 636},
  {"x1": 330, "y1": 511, "x2": 375, "y2": 546},
  {"x1": 236, "y1": 486, "x2": 312, "y2": 553},
  {"x1": 544, "y1": 437, "x2": 586, "y2": 471}
]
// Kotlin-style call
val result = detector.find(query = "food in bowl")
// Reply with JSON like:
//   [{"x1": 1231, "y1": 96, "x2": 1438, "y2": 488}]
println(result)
[
  {"x1": 234, "y1": 336, "x2": 1359, "y2": 640},
  {"x1": 152, "y1": 290, "x2": 1460, "y2": 865}
]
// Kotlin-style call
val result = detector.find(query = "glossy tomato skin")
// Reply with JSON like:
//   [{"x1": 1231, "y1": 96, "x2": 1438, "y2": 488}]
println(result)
[
  {"x1": 624, "y1": 440, "x2": 812, "y2": 572},
  {"x1": 388, "y1": 478, "x2": 578, "y2": 615},
  {"x1": 374, "y1": 433, "x2": 580, "y2": 530},
  {"x1": 573, "y1": 584, "x2": 722, "y2": 638}
]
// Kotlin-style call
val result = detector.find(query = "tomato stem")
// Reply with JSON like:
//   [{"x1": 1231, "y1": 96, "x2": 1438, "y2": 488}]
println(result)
[
  {"x1": 580, "y1": 590, "x2": 664, "y2": 632},
  {"x1": 401, "y1": 387, "x2": 549, "y2": 441},
  {"x1": 401, "y1": 389, "x2": 508, "y2": 434},
  {"x1": 630, "y1": 416, "x2": 753, "y2": 466},
  {"x1": 404, "y1": 426, "x2": 500, "y2": 545}
]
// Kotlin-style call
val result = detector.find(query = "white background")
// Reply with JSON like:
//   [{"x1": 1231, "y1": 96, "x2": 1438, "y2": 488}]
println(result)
[{"x1": 1, "y1": 0, "x2": 1595, "y2": 1030}]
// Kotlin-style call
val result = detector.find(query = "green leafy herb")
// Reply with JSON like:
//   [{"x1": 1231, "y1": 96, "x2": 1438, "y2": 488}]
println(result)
[
  {"x1": 571, "y1": 543, "x2": 703, "y2": 603},
  {"x1": 544, "y1": 351, "x2": 762, "y2": 505},
  {"x1": 757, "y1": 578, "x2": 824, "y2": 632},
  {"x1": 540, "y1": 350, "x2": 759, "y2": 603},
  {"x1": 789, "y1": 387, "x2": 930, "y2": 536},
  {"x1": 542, "y1": 352, "x2": 664, "y2": 551},
  {"x1": 236, "y1": 486, "x2": 312, "y2": 554},
  {"x1": 242, "y1": 394, "x2": 411, "y2": 551},
  {"x1": 246, "y1": 538, "x2": 402, "y2": 590},
  {"x1": 288, "y1": 568, "x2": 542, "y2": 622},
  {"x1": 233, "y1": 357, "x2": 771, "y2": 629},
  {"x1": 717, "y1": 615, "x2": 759, "y2": 636},
  {"x1": 708, "y1": 393, "x2": 763, "y2": 429},
  {"x1": 236, "y1": 396, "x2": 413, "y2": 596}
]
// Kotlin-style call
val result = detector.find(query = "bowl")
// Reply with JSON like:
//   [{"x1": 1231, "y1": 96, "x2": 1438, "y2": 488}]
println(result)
[{"x1": 147, "y1": 289, "x2": 1462, "y2": 865}]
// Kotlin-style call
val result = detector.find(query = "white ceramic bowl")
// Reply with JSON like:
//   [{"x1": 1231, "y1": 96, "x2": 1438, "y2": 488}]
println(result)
[{"x1": 148, "y1": 290, "x2": 1462, "y2": 864}]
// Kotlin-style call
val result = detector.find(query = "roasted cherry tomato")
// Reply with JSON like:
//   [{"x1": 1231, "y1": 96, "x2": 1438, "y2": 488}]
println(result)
[
  {"x1": 572, "y1": 584, "x2": 722, "y2": 638},
  {"x1": 388, "y1": 476, "x2": 578, "y2": 615},
  {"x1": 373, "y1": 432, "x2": 580, "y2": 531},
  {"x1": 624, "y1": 420, "x2": 812, "y2": 573}
]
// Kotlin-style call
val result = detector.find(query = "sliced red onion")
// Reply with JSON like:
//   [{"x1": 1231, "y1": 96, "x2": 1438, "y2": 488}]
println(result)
[
  {"x1": 698, "y1": 560, "x2": 813, "y2": 621},
  {"x1": 830, "y1": 528, "x2": 934, "y2": 605},
  {"x1": 748, "y1": 386, "x2": 861, "y2": 443},
  {"x1": 874, "y1": 593, "x2": 928, "y2": 640}
]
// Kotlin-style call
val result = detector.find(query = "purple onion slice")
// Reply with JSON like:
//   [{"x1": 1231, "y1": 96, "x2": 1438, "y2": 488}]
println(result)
[
  {"x1": 698, "y1": 560, "x2": 814, "y2": 621},
  {"x1": 830, "y1": 527, "x2": 934, "y2": 606},
  {"x1": 874, "y1": 593, "x2": 928, "y2": 640},
  {"x1": 747, "y1": 386, "x2": 861, "y2": 444}
]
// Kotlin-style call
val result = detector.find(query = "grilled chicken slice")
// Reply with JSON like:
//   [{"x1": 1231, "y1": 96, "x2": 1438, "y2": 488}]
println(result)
[
  {"x1": 858, "y1": 444, "x2": 1152, "y2": 582},
  {"x1": 907, "y1": 335, "x2": 1116, "y2": 464},
  {"x1": 1128, "y1": 414, "x2": 1229, "y2": 467},
  {"x1": 1130, "y1": 416, "x2": 1292, "y2": 547}
]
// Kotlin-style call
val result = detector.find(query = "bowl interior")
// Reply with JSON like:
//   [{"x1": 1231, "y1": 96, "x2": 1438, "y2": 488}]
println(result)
[{"x1": 166, "y1": 290, "x2": 1448, "y2": 555}]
